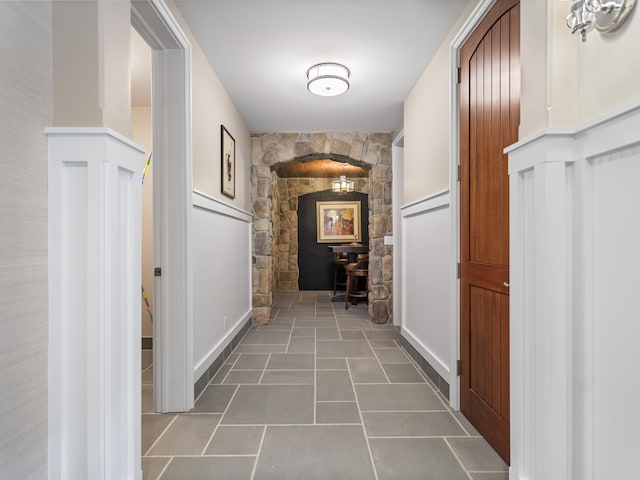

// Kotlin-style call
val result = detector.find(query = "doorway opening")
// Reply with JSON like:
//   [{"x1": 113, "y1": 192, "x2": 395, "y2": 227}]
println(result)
[{"x1": 131, "y1": 0, "x2": 194, "y2": 414}]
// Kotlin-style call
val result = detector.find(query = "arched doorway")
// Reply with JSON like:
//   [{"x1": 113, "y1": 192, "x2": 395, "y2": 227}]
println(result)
[{"x1": 250, "y1": 132, "x2": 394, "y2": 324}]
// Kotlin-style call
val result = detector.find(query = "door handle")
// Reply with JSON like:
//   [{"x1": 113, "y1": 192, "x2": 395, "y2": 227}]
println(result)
[{"x1": 503, "y1": 282, "x2": 510, "y2": 287}]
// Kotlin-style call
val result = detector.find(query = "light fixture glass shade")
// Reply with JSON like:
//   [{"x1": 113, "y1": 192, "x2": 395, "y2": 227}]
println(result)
[
  {"x1": 307, "y1": 63, "x2": 350, "y2": 97},
  {"x1": 331, "y1": 175, "x2": 354, "y2": 194}
]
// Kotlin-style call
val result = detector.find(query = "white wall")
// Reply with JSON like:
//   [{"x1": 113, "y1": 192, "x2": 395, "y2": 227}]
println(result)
[
  {"x1": 192, "y1": 192, "x2": 252, "y2": 381},
  {"x1": 0, "y1": 2, "x2": 51, "y2": 478}
]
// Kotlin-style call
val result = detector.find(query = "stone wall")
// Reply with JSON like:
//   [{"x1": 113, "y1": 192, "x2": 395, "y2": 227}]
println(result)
[
  {"x1": 275, "y1": 177, "x2": 370, "y2": 291},
  {"x1": 251, "y1": 132, "x2": 393, "y2": 324}
]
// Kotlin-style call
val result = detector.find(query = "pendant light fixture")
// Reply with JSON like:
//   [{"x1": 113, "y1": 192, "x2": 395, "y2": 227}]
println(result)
[
  {"x1": 307, "y1": 62, "x2": 350, "y2": 97},
  {"x1": 331, "y1": 164, "x2": 354, "y2": 194}
]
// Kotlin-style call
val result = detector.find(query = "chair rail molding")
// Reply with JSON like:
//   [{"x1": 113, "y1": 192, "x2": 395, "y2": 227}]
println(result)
[{"x1": 507, "y1": 101, "x2": 640, "y2": 480}]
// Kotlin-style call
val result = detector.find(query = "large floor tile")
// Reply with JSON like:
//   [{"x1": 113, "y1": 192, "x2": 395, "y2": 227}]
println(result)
[
  {"x1": 234, "y1": 344, "x2": 287, "y2": 354},
  {"x1": 316, "y1": 370, "x2": 355, "y2": 401},
  {"x1": 355, "y1": 384, "x2": 445, "y2": 411},
  {"x1": 254, "y1": 425, "x2": 375, "y2": 480},
  {"x1": 241, "y1": 330, "x2": 291, "y2": 345},
  {"x1": 147, "y1": 414, "x2": 221, "y2": 455},
  {"x1": 316, "y1": 358, "x2": 347, "y2": 370},
  {"x1": 287, "y1": 336, "x2": 315, "y2": 353},
  {"x1": 316, "y1": 328, "x2": 340, "y2": 340},
  {"x1": 316, "y1": 340, "x2": 375, "y2": 358},
  {"x1": 348, "y1": 358, "x2": 388, "y2": 383},
  {"x1": 370, "y1": 438, "x2": 469, "y2": 480},
  {"x1": 381, "y1": 363, "x2": 424, "y2": 383},
  {"x1": 142, "y1": 384, "x2": 154, "y2": 413},
  {"x1": 205, "y1": 425, "x2": 265, "y2": 455},
  {"x1": 141, "y1": 456, "x2": 170, "y2": 480},
  {"x1": 362, "y1": 411, "x2": 466, "y2": 437},
  {"x1": 374, "y1": 348, "x2": 410, "y2": 363},
  {"x1": 192, "y1": 384, "x2": 237, "y2": 413},
  {"x1": 233, "y1": 353, "x2": 270, "y2": 370},
  {"x1": 447, "y1": 437, "x2": 509, "y2": 472},
  {"x1": 141, "y1": 414, "x2": 175, "y2": 454},
  {"x1": 161, "y1": 456, "x2": 255, "y2": 480},
  {"x1": 316, "y1": 402, "x2": 361, "y2": 424},
  {"x1": 266, "y1": 353, "x2": 314, "y2": 369},
  {"x1": 260, "y1": 370, "x2": 314, "y2": 384},
  {"x1": 340, "y1": 329, "x2": 366, "y2": 340},
  {"x1": 222, "y1": 385, "x2": 314, "y2": 425},
  {"x1": 291, "y1": 327, "x2": 315, "y2": 337},
  {"x1": 222, "y1": 370, "x2": 263, "y2": 384},
  {"x1": 363, "y1": 329, "x2": 402, "y2": 340}
]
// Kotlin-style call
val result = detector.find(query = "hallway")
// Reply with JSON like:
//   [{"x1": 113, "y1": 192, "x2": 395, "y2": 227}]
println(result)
[{"x1": 141, "y1": 291, "x2": 507, "y2": 479}]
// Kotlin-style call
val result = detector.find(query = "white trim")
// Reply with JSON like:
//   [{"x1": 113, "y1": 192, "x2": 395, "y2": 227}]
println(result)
[
  {"x1": 193, "y1": 189, "x2": 252, "y2": 221},
  {"x1": 392, "y1": 130, "x2": 404, "y2": 327},
  {"x1": 402, "y1": 326, "x2": 450, "y2": 381},
  {"x1": 400, "y1": 189, "x2": 449, "y2": 218},
  {"x1": 447, "y1": 0, "x2": 497, "y2": 410},
  {"x1": 131, "y1": 0, "x2": 194, "y2": 413},
  {"x1": 193, "y1": 310, "x2": 252, "y2": 380}
]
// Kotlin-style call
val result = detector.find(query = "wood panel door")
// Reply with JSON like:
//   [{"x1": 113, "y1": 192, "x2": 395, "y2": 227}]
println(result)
[{"x1": 459, "y1": 0, "x2": 520, "y2": 464}]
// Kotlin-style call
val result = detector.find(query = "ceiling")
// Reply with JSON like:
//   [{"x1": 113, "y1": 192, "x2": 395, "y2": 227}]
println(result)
[{"x1": 132, "y1": 0, "x2": 469, "y2": 133}]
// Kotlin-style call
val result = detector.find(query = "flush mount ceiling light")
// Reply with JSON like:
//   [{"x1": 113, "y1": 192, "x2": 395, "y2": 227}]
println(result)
[
  {"x1": 307, "y1": 62, "x2": 350, "y2": 97},
  {"x1": 566, "y1": 0, "x2": 636, "y2": 41}
]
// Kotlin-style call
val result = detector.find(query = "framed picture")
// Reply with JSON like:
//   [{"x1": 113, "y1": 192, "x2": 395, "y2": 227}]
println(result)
[
  {"x1": 221, "y1": 125, "x2": 235, "y2": 199},
  {"x1": 316, "y1": 201, "x2": 361, "y2": 243}
]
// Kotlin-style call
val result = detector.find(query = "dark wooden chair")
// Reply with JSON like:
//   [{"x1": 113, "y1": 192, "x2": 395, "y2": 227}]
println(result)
[
  {"x1": 345, "y1": 254, "x2": 369, "y2": 309},
  {"x1": 332, "y1": 252, "x2": 349, "y2": 295}
]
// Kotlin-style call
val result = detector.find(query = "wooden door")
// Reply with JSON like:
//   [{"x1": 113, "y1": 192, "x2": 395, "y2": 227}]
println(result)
[{"x1": 459, "y1": 0, "x2": 519, "y2": 464}]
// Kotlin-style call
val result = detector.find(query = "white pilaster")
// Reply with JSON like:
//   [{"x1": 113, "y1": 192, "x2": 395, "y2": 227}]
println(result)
[
  {"x1": 47, "y1": 128, "x2": 145, "y2": 480},
  {"x1": 507, "y1": 102, "x2": 640, "y2": 480}
]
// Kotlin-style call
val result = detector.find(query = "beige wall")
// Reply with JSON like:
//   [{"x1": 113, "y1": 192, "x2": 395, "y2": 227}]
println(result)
[
  {"x1": 52, "y1": 0, "x2": 132, "y2": 136},
  {"x1": 131, "y1": 107, "x2": 154, "y2": 339},
  {"x1": 520, "y1": 0, "x2": 640, "y2": 137},
  {"x1": 167, "y1": 1, "x2": 252, "y2": 212},
  {"x1": 403, "y1": 1, "x2": 479, "y2": 203}
]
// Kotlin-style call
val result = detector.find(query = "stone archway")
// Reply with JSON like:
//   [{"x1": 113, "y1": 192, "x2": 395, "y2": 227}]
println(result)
[{"x1": 251, "y1": 132, "x2": 393, "y2": 324}]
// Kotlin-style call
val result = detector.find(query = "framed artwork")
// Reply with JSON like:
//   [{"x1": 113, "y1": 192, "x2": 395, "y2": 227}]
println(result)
[
  {"x1": 221, "y1": 125, "x2": 235, "y2": 199},
  {"x1": 316, "y1": 201, "x2": 361, "y2": 243}
]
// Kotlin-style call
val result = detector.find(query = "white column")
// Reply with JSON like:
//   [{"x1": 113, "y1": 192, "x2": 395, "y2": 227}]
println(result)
[
  {"x1": 47, "y1": 128, "x2": 145, "y2": 480},
  {"x1": 507, "y1": 102, "x2": 640, "y2": 480},
  {"x1": 507, "y1": 131, "x2": 574, "y2": 480}
]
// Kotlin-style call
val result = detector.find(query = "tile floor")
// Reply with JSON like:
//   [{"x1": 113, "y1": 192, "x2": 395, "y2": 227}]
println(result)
[{"x1": 142, "y1": 291, "x2": 508, "y2": 480}]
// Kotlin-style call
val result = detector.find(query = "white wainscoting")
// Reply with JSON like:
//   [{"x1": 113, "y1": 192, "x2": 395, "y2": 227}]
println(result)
[
  {"x1": 47, "y1": 128, "x2": 145, "y2": 480},
  {"x1": 401, "y1": 190, "x2": 452, "y2": 385},
  {"x1": 192, "y1": 191, "x2": 252, "y2": 381},
  {"x1": 507, "y1": 102, "x2": 640, "y2": 480}
]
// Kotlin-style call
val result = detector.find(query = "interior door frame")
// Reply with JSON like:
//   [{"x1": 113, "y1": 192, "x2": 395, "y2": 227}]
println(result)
[
  {"x1": 448, "y1": 0, "x2": 497, "y2": 410},
  {"x1": 391, "y1": 130, "x2": 404, "y2": 327},
  {"x1": 131, "y1": 0, "x2": 194, "y2": 413}
]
